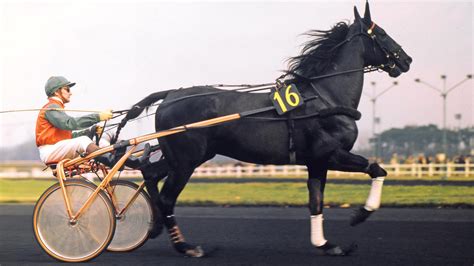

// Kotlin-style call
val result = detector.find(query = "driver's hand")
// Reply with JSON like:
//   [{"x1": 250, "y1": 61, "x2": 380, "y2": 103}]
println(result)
[
  {"x1": 99, "y1": 110, "x2": 113, "y2": 121},
  {"x1": 95, "y1": 125, "x2": 104, "y2": 136}
]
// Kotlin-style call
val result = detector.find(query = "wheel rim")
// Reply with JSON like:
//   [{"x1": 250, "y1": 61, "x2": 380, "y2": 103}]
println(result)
[
  {"x1": 35, "y1": 182, "x2": 114, "y2": 261},
  {"x1": 107, "y1": 182, "x2": 153, "y2": 251}
]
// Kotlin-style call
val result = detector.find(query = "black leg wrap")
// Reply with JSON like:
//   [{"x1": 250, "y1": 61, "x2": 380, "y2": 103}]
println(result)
[
  {"x1": 368, "y1": 163, "x2": 387, "y2": 179},
  {"x1": 168, "y1": 226, "x2": 205, "y2": 258},
  {"x1": 164, "y1": 215, "x2": 177, "y2": 228},
  {"x1": 149, "y1": 211, "x2": 174, "y2": 240},
  {"x1": 350, "y1": 207, "x2": 373, "y2": 226},
  {"x1": 315, "y1": 241, "x2": 358, "y2": 256}
]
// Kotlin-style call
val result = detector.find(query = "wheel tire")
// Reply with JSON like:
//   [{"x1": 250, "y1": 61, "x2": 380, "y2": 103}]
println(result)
[
  {"x1": 33, "y1": 179, "x2": 116, "y2": 262},
  {"x1": 106, "y1": 180, "x2": 154, "y2": 252}
]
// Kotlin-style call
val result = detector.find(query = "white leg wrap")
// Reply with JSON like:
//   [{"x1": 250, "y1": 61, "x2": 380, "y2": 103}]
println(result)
[
  {"x1": 310, "y1": 214, "x2": 327, "y2": 247},
  {"x1": 364, "y1": 177, "x2": 385, "y2": 211}
]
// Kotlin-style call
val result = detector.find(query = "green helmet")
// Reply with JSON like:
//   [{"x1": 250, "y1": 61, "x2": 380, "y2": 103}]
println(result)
[{"x1": 45, "y1": 76, "x2": 76, "y2": 97}]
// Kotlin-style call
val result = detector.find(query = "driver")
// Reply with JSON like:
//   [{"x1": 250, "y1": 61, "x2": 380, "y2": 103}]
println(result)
[{"x1": 36, "y1": 76, "x2": 116, "y2": 165}]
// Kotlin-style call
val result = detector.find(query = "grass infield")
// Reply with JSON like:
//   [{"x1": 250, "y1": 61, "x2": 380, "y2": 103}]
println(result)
[{"x1": 1, "y1": 179, "x2": 473, "y2": 207}]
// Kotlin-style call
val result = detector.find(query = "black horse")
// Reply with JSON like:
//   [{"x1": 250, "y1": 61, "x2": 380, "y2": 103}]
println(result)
[{"x1": 118, "y1": 2, "x2": 412, "y2": 257}]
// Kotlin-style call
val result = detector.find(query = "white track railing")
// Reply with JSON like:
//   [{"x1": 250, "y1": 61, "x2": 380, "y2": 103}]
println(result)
[
  {"x1": 0, "y1": 161, "x2": 472, "y2": 179},
  {"x1": 192, "y1": 163, "x2": 472, "y2": 178}
]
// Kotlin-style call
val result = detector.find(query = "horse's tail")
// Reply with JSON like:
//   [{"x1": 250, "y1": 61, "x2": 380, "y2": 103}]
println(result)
[
  {"x1": 319, "y1": 106, "x2": 361, "y2": 121},
  {"x1": 112, "y1": 90, "x2": 175, "y2": 144}
]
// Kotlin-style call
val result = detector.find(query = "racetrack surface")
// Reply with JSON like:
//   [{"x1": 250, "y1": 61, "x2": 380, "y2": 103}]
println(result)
[{"x1": 1, "y1": 205, "x2": 473, "y2": 265}]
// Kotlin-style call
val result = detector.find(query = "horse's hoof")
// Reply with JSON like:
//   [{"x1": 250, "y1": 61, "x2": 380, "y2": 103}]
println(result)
[
  {"x1": 314, "y1": 242, "x2": 347, "y2": 256},
  {"x1": 174, "y1": 242, "x2": 206, "y2": 258},
  {"x1": 184, "y1": 245, "x2": 205, "y2": 258},
  {"x1": 350, "y1": 207, "x2": 373, "y2": 226},
  {"x1": 315, "y1": 242, "x2": 358, "y2": 256},
  {"x1": 149, "y1": 222, "x2": 164, "y2": 239}
]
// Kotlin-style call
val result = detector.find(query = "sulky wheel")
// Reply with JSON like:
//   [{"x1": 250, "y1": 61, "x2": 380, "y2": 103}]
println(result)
[
  {"x1": 33, "y1": 179, "x2": 116, "y2": 262},
  {"x1": 106, "y1": 180, "x2": 154, "y2": 252}
]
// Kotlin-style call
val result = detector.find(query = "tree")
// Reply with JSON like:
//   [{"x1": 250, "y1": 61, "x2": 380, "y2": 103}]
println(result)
[{"x1": 369, "y1": 124, "x2": 473, "y2": 162}]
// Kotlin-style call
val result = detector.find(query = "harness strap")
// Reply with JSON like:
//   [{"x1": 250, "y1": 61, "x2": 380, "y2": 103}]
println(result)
[
  {"x1": 310, "y1": 82, "x2": 331, "y2": 107},
  {"x1": 280, "y1": 65, "x2": 382, "y2": 84},
  {"x1": 242, "y1": 106, "x2": 361, "y2": 122},
  {"x1": 287, "y1": 112, "x2": 296, "y2": 164}
]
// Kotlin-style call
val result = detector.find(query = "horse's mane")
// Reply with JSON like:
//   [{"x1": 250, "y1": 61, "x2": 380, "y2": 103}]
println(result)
[{"x1": 286, "y1": 21, "x2": 350, "y2": 78}]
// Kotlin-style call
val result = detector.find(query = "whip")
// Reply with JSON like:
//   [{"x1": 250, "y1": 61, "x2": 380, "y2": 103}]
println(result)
[{"x1": 0, "y1": 108, "x2": 105, "y2": 114}]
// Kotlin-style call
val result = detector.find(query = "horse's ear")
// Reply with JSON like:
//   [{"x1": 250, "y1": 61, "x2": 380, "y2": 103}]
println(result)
[
  {"x1": 364, "y1": 0, "x2": 372, "y2": 23},
  {"x1": 353, "y1": 6, "x2": 362, "y2": 22}
]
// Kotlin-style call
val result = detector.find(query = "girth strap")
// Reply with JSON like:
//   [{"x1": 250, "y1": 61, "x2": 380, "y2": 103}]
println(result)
[{"x1": 287, "y1": 113, "x2": 296, "y2": 164}]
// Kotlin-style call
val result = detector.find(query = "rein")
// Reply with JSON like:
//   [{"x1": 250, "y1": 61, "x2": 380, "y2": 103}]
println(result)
[
  {"x1": 104, "y1": 62, "x2": 382, "y2": 134},
  {"x1": 280, "y1": 64, "x2": 382, "y2": 84},
  {"x1": 112, "y1": 64, "x2": 382, "y2": 118},
  {"x1": 0, "y1": 108, "x2": 110, "y2": 115},
  {"x1": 156, "y1": 84, "x2": 276, "y2": 107}
]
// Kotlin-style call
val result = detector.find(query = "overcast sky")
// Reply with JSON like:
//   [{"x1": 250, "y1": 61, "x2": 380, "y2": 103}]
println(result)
[{"x1": 0, "y1": 0, "x2": 472, "y2": 149}]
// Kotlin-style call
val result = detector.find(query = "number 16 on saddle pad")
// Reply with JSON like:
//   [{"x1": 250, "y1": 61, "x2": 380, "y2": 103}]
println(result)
[{"x1": 270, "y1": 84, "x2": 305, "y2": 115}]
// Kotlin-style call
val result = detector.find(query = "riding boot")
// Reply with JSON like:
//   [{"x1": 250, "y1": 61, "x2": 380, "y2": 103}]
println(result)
[
  {"x1": 95, "y1": 143, "x2": 152, "y2": 169},
  {"x1": 94, "y1": 153, "x2": 116, "y2": 168},
  {"x1": 94, "y1": 153, "x2": 141, "y2": 169},
  {"x1": 124, "y1": 143, "x2": 152, "y2": 169}
]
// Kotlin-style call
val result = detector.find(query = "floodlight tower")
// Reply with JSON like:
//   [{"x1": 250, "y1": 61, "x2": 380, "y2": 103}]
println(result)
[
  {"x1": 414, "y1": 74, "x2": 472, "y2": 159},
  {"x1": 364, "y1": 81, "x2": 398, "y2": 159}
]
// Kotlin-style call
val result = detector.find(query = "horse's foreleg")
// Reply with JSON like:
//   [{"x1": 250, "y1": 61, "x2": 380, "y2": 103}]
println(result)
[
  {"x1": 307, "y1": 167, "x2": 326, "y2": 247},
  {"x1": 159, "y1": 168, "x2": 205, "y2": 257},
  {"x1": 308, "y1": 178, "x2": 328, "y2": 247},
  {"x1": 326, "y1": 149, "x2": 387, "y2": 226},
  {"x1": 307, "y1": 165, "x2": 349, "y2": 256}
]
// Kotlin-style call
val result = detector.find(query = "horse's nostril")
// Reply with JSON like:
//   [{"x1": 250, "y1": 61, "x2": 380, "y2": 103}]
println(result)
[{"x1": 406, "y1": 57, "x2": 413, "y2": 64}]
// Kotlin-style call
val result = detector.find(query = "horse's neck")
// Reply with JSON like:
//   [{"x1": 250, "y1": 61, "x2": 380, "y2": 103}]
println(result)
[{"x1": 312, "y1": 39, "x2": 365, "y2": 109}]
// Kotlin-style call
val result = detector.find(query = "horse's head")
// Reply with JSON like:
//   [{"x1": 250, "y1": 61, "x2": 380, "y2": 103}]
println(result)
[{"x1": 354, "y1": 2, "x2": 412, "y2": 77}]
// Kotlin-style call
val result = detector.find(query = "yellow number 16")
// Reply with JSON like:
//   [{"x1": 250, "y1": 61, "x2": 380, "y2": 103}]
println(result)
[{"x1": 273, "y1": 85, "x2": 301, "y2": 113}]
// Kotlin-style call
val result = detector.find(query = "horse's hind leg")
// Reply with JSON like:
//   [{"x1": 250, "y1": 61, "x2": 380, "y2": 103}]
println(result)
[
  {"x1": 141, "y1": 158, "x2": 170, "y2": 238},
  {"x1": 326, "y1": 149, "x2": 387, "y2": 226},
  {"x1": 159, "y1": 168, "x2": 205, "y2": 257}
]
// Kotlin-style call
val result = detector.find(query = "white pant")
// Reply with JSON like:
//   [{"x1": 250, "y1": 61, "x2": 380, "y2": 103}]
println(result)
[{"x1": 38, "y1": 132, "x2": 114, "y2": 164}]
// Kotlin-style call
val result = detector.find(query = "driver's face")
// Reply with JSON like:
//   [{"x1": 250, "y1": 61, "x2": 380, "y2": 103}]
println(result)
[{"x1": 56, "y1": 86, "x2": 72, "y2": 103}]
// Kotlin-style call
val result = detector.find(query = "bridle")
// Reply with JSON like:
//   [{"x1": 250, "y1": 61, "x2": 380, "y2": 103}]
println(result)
[
  {"x1": 361, "y1": 21, "x2": 403, "y2": 71},
  {"x1": 285, "y1": 20, "x2": 402, "y2": 85}
]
